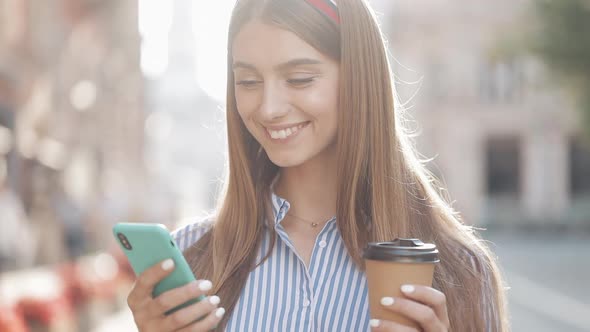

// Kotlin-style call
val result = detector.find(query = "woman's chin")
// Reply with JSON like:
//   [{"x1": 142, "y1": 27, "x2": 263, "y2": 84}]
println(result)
[{"x1": 267, "y1": 153, "x2": 306, "y2": 168}]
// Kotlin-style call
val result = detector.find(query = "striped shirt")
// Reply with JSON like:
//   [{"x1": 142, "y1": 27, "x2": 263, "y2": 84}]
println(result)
[
  {"x1": 172, "y1": 192, "x2": 371, "y2": 331},
  {"x1": 172, "y1": 193, "x2": 502, "y2": 331}
]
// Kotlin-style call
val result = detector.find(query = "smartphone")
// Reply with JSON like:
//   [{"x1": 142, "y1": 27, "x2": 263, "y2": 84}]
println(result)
[{"x1": 112, "y1": 222, "x2": 204, "y2": 314}]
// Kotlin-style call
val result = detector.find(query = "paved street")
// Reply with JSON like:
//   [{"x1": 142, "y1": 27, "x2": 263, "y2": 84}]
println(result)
[{"x1": 484, "y1": 230, "x2": 590, "y2": 332}]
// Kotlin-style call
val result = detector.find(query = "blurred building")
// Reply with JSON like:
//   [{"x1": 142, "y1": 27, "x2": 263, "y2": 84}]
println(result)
[
  {"x1": 141, "y1": 0, "x2": 226, "y2": 224},
  {"x1": 377, "y1": 0, "x2": 590, "y2": 228},
  {"x1": 0, "y1": 0, "x2": 146, "y2": 263}
]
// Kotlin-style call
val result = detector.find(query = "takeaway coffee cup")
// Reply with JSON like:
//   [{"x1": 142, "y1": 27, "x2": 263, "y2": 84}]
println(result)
[{"x1": 363, "y1": 238, "x2": 439, "y2": 328}]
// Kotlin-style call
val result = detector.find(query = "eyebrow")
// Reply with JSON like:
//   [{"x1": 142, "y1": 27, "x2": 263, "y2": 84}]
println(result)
[{"x1": 232, "y1": 58, "x2": 324, "y2": 71}]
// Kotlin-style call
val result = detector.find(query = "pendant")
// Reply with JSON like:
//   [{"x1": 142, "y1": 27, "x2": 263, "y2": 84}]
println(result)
[{"x1": 311, "y1": 222, "x2": 318, "y2": 227}]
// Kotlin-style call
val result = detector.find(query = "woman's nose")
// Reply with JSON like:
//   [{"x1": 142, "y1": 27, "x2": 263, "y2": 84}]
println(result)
[{"x1": 258, "y1": 83, "x2": 289, "y2": 120}]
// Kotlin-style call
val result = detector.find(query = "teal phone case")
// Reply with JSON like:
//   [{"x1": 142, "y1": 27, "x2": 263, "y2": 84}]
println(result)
[{"x1": 112, "y1": 223, "x2": 204, "y2": 314}]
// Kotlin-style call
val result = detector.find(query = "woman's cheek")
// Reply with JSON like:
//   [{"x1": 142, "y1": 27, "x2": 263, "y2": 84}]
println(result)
[
  {"x1": 300, "y1": 89, "x2": 337, "y2": 117},
  {"x1": 236, "y1": 96, "x2": 257, "y2": 119}
]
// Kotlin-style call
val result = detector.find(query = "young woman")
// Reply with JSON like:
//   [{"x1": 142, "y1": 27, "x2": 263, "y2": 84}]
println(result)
[{"x1": 125, "y1": 0, "x2": 509, "y2": 331}]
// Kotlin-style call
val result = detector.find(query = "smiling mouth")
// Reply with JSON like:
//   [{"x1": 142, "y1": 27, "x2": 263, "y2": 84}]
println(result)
[{"x1": 265, "y1": 122, "x2": 310, "y2": 140}]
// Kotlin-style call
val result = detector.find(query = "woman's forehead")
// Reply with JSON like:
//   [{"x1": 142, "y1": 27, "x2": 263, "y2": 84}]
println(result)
[{"x1": 232, "y1": 21, "x2": 328, "y2": 69}]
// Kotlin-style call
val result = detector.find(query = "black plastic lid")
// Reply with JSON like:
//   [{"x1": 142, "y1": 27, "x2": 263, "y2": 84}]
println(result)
[{"x1": 363, "y1": 238, "x2": 440, "y2": 263}]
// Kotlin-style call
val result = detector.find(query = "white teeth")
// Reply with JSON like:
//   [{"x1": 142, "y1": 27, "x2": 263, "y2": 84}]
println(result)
[{"x1": 267, "y1": 122, "x2": 307, "y2": 140}]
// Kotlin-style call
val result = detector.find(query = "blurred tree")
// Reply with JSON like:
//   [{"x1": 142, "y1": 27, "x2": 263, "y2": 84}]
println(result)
[{"x1": 529, "y1": 0, "x2": 590, "y2": 139}]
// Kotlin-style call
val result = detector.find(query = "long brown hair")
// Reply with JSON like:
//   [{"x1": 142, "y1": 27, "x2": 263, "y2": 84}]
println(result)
[{"x1": 185, "y1": 0, "x2": 509, "y2": 330}]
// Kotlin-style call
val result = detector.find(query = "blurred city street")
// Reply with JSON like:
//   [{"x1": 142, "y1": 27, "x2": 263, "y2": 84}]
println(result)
[{"x1": 484, "y1": 230, "x2": 590, "y2": 332}]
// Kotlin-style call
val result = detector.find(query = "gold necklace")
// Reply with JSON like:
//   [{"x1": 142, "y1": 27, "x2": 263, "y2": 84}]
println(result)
[{"x1": 286, "y1": 212, "x2": 324, "y2": 228}]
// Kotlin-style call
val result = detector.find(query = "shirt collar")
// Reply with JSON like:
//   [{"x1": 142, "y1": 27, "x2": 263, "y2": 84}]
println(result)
[{"x1": 270, "y1": 191, "x2": 290, "y2": 227}]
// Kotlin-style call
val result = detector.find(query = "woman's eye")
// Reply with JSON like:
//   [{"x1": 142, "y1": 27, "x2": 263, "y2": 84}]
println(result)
[
  {"x1": 236, "y1": 80, "x2": 261, "y2": 88},
  {"x1": 287, "y1": 77, "x2": 316, "y2": 86}
]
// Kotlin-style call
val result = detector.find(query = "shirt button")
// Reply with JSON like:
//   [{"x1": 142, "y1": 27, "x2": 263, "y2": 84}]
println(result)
[
  {"x1": 303, "y1": 299, "x2": 311, "y2": 307},
  {"x1": 319, "y1": 240, "x2": 327, "y2": 248}
]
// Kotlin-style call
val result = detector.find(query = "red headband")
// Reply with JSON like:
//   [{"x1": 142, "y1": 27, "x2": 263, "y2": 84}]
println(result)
[{"x1": 305, "y1": 0, "x2": 340, "y2": 24}]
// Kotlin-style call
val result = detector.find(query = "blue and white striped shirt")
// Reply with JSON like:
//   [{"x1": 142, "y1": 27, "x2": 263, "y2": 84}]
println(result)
[{"x1": 172, "y1": 192, "x2": 371, "y2": 331}]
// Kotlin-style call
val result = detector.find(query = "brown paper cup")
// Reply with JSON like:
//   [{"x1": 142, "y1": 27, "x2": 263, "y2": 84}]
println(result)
[
  {"x1": 365, "y1": 260, "x2": 436, "y2": 328},
  {"x1": 363, "y1": 239, "x2": 439, "y2": 329}
]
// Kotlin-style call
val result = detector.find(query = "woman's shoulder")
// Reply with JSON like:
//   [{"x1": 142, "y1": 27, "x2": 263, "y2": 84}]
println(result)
[{"x1": 171, "y1": 216, "x2": 214, "y2": 252}]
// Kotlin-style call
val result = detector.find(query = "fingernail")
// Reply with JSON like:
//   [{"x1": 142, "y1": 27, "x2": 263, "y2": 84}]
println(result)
[
  {"x1": 401, "y1": 284, "x2": 415, "y2": 293},
  {"x1": 370, "y1": 319, "x2": 380, "y2": 327},
  {"x1": 215, "y1": 307, "x2": 226, "y2": 318},
  {"x1": 380, "y1": 297, "x2": 394, "y2": 306},
  {"x1": 199, "y1": 280, "x2": 213, "y2": 291},
  {"x1": 209, "y1": 295, "x2": 220, "y2": 305},
  {"x1": 161, "y1": 259, "x2": 174, "y2": 270}
]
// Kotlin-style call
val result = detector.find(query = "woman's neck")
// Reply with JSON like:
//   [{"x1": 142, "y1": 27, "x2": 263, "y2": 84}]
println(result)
[{"x1": 274, "y1": 150, "x2": 338, "y2": 221}]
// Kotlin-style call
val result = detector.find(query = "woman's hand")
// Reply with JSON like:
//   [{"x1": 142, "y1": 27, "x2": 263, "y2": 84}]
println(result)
[
  {"x1": 370, "y1": 285, "x2": 450, "y2": 332},
  {"x1": 127, "y1": 259, "x2": 225, "y2": 332}
]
